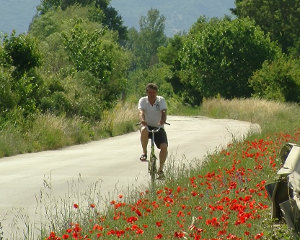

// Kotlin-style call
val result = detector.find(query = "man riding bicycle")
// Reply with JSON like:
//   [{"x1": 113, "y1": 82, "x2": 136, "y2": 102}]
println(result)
[{"x1": 138, "y1": 83, "x2": 168, "y2": 180}]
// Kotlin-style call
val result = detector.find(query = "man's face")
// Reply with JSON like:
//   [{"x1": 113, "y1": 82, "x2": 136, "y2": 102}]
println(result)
[{"x1": 147, "y1": 88, "x2": 157, "y2": 100}]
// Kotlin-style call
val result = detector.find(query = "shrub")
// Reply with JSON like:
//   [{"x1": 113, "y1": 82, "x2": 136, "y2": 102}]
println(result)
[
  {"x1": 0, "y1": 67, "x2": 17, "y2": 113},
  {"x1": 2, "y1": 32, "x2": 41, "y2": 75},
  {"x1": 250, "y1": 56, "x2": 300, "y2": 103},
  {"x1": 126, "y1": 64, "x2": 174, "y2": 100},
  {"x1": 178, "y1": 17, "x2": 280, "y2": 105}
]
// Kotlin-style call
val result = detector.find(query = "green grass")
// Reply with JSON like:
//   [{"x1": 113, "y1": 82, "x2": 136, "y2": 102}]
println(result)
[{"x1": 0, "y1": 102, "x2": 138, "y2": 158}]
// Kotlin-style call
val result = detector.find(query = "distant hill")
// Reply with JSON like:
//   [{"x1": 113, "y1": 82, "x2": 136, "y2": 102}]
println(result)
[
  {"x1": 0, "y1": 0, "x2": 235, "y2": 36},
  {"x1": 110, "y1": 0, "x2": 235, "y2": 36}
]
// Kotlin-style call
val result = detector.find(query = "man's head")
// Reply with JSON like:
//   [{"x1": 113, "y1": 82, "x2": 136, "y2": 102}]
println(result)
[
  {"x1": 146, "y1": 83, "x2": 158, "y2": 100},
  {"x1": 146, "y1": 83, "x2": 158, "y2": 93}
]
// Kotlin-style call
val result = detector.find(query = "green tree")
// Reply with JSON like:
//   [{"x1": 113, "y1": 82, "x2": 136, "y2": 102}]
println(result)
[
  {"x1": 178, "y1": 17, "x2": 280, "y2": 105},
  {"x1": 158, "y1": 17, "x2": 226, "y2": 105},
  {"x1": 250, "y1": 56, "x2": 300, "y2": 103},
  {"x1": 38, "y1": 0, "x2": 93, "y2": 13},
  {"x1": 2, "y1": 32, "x2": 41, "y2": 76},
  {"x1": 62, "y1": 20, "x2": 129, "y2": 107},
  {"x1": 127, "y1": 8, "x2": 167, "y2": 69},
  {"x1": 0, "y1": 67, "x2": 17, "y2": 114},
  {"x1": 127, "y1": 64, "x2": 173, "y2": 100},
  {"x1": 158, "y1": 34, "x2": 186, "y2": 101},
  {"x1": 1, "y1": 32, "x2": 44, "y2": 115},
  {"x1": 95, "y1": 0, "x2": 127, "y2": 43},
  {"x1": 36, "y1": 0, "x2": 127, "y2": 43},
  {"x1": 231, "y1": 0, "x2": 300, "y2": 54},
  {"x1": 37, "y1": 0, "x2": 61, "y2": 14}
]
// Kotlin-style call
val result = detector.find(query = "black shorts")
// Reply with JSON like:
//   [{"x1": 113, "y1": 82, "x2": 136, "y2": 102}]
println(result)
[{"x1": 148, "y1": 126, "x2": 168, "y2": 149}]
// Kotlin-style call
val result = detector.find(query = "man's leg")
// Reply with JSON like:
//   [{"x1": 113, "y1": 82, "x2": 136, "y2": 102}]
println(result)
[
  {"x1": 158, "y1": 143, "x2": 168, "y2": 172},
  {"x1": 140, "y1": 126, "x2": 149, "y2": 155}
]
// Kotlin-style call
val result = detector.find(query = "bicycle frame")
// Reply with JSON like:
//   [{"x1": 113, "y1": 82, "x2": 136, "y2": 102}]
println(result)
[
  {"x1": 146, "y1": 126, "x2": 161, "y2": 181},
  {"x1": 137, "y1": 122, "x2": 169, "y2": 181}
]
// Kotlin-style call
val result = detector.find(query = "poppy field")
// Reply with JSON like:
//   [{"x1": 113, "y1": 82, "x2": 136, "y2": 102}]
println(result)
[{"x1": 45, "y1": 127, "x2": 300, "y2": 239}]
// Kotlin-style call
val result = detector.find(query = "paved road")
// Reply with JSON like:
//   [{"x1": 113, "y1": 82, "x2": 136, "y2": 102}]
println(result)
[{"x1": 0, "y1": 116, "x2": 260, "y2": 239}]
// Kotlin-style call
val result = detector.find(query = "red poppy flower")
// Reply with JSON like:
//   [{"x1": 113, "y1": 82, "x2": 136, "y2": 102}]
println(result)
[
  {"x1": 154, "y1": 233, "x2": 163, "y2": 239},
  {"x1": 156, "y1": 220, "x2": 163, "y2": 227}
]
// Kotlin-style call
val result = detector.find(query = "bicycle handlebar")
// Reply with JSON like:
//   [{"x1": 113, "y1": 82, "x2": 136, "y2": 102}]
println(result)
[
  {"x1": 146, "y1": 126, "x2": 161, "y2": 133},
  {"x1": 136, "y1": 122, "x2": 170, "y2": 133}
]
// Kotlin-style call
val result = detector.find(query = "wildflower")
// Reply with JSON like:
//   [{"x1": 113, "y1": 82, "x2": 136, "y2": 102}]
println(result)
[
  {"x1": 156, "y1": 220, "x2": 163, "y2": 227},
  {"x1": 254, "y1": 233, "x2": 263, "y2": 239},
  {"x1": 93, "y1": 224, "x2": 103, "y2": 231},
  {"x1": 136, "y1": 228, "x2": 144, "y2": 234},
  {"x1": 154, "y1": 233, "x2": 163, "y2": 239},
  {"x1": 135, "y1": 209, "x2": 142, "y2": 216},
  {"x1": 73, "y1": 203, "x2": 79, "y2": 209},
  {"x1": 90, "y1": 203, "x2": 95, "y2": 208},
  {"x1": 174, "y1": 231, "x2": 185, "y2": 238},
  {"x1": 206, "y1": 217, "x2": 220, "y2": 227},
  {"x1": 191, "y1": 191, "x2": 198, "y2": 196},
  {"x1": 127, "y1": 216, "x2": 138, "y2": 223},
  {"x1": 116, "y1": 230, "x2": 125, "y2": 237},
  {"x1": 218, "y1": 229, "x2": 226, "y2": 236},
  {"x1": 47, "y1": 232, "x2": 60, "y2": 240}
]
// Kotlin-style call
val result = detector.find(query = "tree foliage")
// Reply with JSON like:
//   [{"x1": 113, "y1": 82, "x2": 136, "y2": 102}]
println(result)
[
  {"x1": 158, "y1": 34, "x2": 186, "y2": 101},
  {"x1": 176, "y1": 17, "x2": 280, "y2": 105},
  {"x1": 0, "y1": 67, "x2": 17, "y2": 114},
  {"x1": 231, "y1": 0, "x2": 300, "y2": 55},
  {"x1": 0, "y1": 33, "x2": 44, "y2": 116},
  {"x1": 250, "y1": 56, "x2": 300, "y2": 103},
  {"x1": 94, "y1": 0, "x2": 127, "y2": 43},
  {"x1": 27, "y1": 4, "x2": 130, "y2": 119},
  {"x1": 127, "y1": 64, "x2": 173, "y2": 101},
  {"x1": 2, "y1": 32, "x2": 41, "y2": 75},
  {"x1": 62, "y1": 19, "x2": 129, "y2": 107},
  {"x1": 38, "y1": 0, "x2": 93, "y2": 13},
  {"x1": 36, "y1": 0, "x2": 127, "y2": 43},
  {"x1": 126, "y1": 8, "x2": 167, "y2": 69}
]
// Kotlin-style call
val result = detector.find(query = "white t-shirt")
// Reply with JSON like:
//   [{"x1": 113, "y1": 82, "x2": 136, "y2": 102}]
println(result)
[{"x1": 138, "y1": 96, "x2": 167, "y2": 127}]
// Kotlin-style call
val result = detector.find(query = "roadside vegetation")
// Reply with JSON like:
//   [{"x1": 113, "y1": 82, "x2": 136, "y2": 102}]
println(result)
[
  {"x1": 36, "y1": 98, "x2": 299, "y2": 240},
  {"x1": 0, "y1": 0, "x2": 300, "y2": 239}
]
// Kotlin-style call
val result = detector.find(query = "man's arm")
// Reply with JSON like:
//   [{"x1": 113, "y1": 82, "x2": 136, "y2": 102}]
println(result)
[
  {"x1": 160, "y1": 109, "x2": 167, "y2": 125},
  {"x1": 139, "y1": 109, "x2": 147, "y2": 126}
]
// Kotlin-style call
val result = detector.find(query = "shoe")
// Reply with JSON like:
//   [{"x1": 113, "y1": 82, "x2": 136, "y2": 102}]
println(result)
[
  {"x1": 157, "y1": 170, "x2": 165, "y2": 180},
  {"x1": 140, "y1": 153, "x2": 147, "y2": 162}
]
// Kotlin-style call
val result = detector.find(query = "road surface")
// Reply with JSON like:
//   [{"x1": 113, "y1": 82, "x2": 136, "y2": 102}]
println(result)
[{"x1": 0, "y1": 116, "x2": 260, "y2": 239}]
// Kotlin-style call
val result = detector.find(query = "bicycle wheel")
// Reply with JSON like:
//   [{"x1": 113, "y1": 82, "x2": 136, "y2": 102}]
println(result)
[{"x1": 149, "y1": 155, "x2": 157, "y2": 181}]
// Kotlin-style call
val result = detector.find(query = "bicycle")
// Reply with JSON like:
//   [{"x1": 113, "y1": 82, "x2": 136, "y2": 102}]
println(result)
[{"x1": 137, "y1": 123, "x2": 170, "y2": 181}]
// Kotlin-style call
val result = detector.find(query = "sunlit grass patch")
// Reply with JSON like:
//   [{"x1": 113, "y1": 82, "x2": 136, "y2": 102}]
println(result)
[
  {"x1": 200, "y1": 98, "x2": 300, "y2": 135},
  {"x1": 0, "y1": 125, "x2": 26, "y2": 157},
  {"x1": 95, "y1": 101, "x2": 138, "y2": 137},
  {"x1": 0, "y1": 101, "x2": 138, "y2": 157}
]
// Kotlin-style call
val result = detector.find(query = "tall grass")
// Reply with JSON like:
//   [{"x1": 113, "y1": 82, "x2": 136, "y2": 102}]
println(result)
[
  {"x1": 0, "y1": 102, "x2": 138, "y2": 158},
  {"x1": 200, "y1": 98, "x2": 300, "y2": 135},
  {"x1": 95, "y1": 102, "x2": 138, "y2": 138}
]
